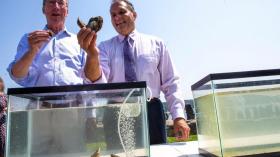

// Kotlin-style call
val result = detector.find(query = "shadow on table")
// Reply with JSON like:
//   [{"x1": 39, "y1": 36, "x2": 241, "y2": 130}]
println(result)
[
  {"x1": 168, "y1": 142, "x2": 204, "y2": 157},
  {"x1": 178, "y1": 155, "x2": 204, "y2": 157}
]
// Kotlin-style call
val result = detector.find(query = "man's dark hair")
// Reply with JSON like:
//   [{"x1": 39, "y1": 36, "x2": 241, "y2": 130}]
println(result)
[
  {"x1": 43, "y1": 0, "x2": 47, "y2": 6},
  {"x1": 111, "y1": 0, "x2": 135, "y2": 12}
]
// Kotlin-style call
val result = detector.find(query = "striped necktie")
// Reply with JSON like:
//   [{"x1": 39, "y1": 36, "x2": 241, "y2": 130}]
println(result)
[{"x1": 123, "y1": 36, "x2": 137, "y2": 81}]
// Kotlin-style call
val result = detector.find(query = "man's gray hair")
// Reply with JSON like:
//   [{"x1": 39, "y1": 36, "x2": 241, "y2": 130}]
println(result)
[
  {"x1": 111, "y1": 0, "x2": 135, "y2": 12},
  {"x1": 42, "y1": 0, "x2": 68, "y2": 13},
  {"x1": 43, "y1": 0, "x2": 68, "y2": 7}
]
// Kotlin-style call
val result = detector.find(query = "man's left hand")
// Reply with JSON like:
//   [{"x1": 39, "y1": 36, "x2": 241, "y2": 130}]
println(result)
[{"x1": 173, "y1": 118, "x2": 190, "y2": 141}]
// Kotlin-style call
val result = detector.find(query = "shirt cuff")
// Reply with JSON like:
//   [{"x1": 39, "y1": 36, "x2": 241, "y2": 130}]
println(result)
[
  {"x1": 170, "y1": 103, "x2": 187, "y2": 120},
  {"x1": 7, "y1": 62, "x2": 30, "y2": 85},
  {"x1": 82, "y1": 69, "x2": 107, "y2": 84}
]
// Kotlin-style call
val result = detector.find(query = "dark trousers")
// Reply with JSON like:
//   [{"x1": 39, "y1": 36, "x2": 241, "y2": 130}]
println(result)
[
  {"x1": 103, "y1": 98, "x2": 166, "y2": 149},
  {"x1": 147, "y1": 98, "x2": 167, "y2": 145}
]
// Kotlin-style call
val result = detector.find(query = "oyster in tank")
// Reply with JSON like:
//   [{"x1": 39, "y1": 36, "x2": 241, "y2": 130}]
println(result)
[
  {"x1": 91, "y1": 147, "x2": 100, "y2": 157},
  {"x1": 77, "y1": 16, "x2": 103, "y2": 32}
]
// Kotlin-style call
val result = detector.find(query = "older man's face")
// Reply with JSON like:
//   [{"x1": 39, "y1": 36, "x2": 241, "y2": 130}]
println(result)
[{"x1": 43, "y1": 0, "x2": 68, "y2": 27}]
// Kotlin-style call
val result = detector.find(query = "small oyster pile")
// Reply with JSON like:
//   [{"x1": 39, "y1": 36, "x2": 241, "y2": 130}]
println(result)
[{"x1": 91, "y1": 147, "x2": 120, "y2": 157}]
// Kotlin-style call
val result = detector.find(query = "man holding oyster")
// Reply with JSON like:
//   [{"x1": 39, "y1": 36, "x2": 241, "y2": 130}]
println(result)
[
  {"x1": 78, "y1": 0, "x2": 190, "y2": 146},
  {"x1": 7, "y1": 0, "x2": 104, "y2": 155},
  {"x1": 8, "y1": 0, "x2": 103, "y2": 86}
]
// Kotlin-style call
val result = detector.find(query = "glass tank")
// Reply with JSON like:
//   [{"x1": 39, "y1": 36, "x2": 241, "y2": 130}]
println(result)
[
  {"x1": 191, "y1": 69, "x2": 280, "y2": 157},
  {"x1": 6, "y1": 82, "x2": 149, "y2": 157}
]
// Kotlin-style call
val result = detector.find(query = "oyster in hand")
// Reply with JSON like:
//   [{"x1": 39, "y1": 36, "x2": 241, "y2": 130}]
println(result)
[
  {"x1": 47, "y1": 30, "x2": 54, "y2": 37},
  {"x1": 77, "y1": 16, "x2": 103, "y2": 32}
]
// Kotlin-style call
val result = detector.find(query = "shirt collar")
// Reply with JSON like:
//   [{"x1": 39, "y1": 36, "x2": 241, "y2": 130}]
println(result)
[
  {"x1": 117, "y1": 29, "x2": 138, "y2": 43},
  {"x1": 43, "y1": 25, "x2": 72, "y2": 37}
]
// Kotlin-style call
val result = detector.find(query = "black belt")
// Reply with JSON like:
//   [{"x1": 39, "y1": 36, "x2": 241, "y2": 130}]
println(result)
[{"x1": 149, "y1": 97, "x2": 161, "y2": 103}]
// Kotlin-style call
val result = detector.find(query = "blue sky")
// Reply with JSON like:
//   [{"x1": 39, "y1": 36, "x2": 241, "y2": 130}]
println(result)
[{"x1": 1, "y1": 0, "x2": 280, "y2": 99}]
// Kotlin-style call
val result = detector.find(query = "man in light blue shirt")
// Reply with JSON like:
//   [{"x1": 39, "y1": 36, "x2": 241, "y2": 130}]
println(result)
[
  {"x1": 7, "y1": 1, "x2": 102, "y2": 86},
  {"x1": 78, "y1": 0, "x2": 190, "y2": 145},
  {"x1": 7, "y1": 0, "x2": 103, "y2": 155}
]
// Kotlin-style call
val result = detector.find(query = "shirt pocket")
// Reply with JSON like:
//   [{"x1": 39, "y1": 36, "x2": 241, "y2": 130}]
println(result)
[{"x1": 137, "y1": 54, "x2": 158, "y2": 74}]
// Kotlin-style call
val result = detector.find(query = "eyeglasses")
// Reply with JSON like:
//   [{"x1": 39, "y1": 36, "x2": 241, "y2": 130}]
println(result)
[{"x1": 46, "y1": 0, "x2": 67, "y2": 7}]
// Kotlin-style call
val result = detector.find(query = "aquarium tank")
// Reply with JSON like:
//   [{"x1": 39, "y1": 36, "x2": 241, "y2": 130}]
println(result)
[
  {"x1": 191, "y1": 69, "x2": 280, "y2": 157},
  {"x1": 6, "y1": 82, "x2": 149, "y2": 157}
]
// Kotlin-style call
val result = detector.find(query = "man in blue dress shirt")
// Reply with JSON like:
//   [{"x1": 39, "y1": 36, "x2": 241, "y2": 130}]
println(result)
[
  {"x1": 8, "y1": 0, "x2": 102, "y2": 86},
  {"x1": 78, "y1": 0, "x2": 190, "y2": 146},
  {"x1": 7, "y1": 0, "x2": 103, "y2": 155}
]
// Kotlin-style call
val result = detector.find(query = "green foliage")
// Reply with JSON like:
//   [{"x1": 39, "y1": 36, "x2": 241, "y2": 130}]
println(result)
[
  {"x1": 86, "y1": 142, "x2": 107, "y2": 152},
  {"x1": 167, "y1": 135, "x2": 197, "y2": 143}
]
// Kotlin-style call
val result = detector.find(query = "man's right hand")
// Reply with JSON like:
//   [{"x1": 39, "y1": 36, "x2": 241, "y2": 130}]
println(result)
[
  {"x1": 28, "y1": 30, "x2": 51, "y2": 53},
  {"x1": 77, "y1": 28, "x2": 99, "y2": 57},
  {"x1": 11, "y1": 30, "x2": 51, "y2": 78}
]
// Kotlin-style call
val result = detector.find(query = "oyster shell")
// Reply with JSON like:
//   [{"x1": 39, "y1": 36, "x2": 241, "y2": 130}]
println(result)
[
  {"x1": 91, "y1": 147, "x2": 100, "y2": 157},
  {"x1": 47, "y1": 30, "x2": 54, "y2": 37},
  {"x1": 77, "y1": 16, "x2": 103, "y2": 32}
]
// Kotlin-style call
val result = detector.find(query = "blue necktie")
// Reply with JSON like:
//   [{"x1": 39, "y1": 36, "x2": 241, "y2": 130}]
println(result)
[{"x1": 123, "y1": 37, "x2": 137, "y2": 81}]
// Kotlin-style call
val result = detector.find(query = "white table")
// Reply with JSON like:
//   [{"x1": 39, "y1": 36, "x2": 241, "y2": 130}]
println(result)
[{"x1": 150, "y1": 141, "x2": 203, "y2": 157}]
